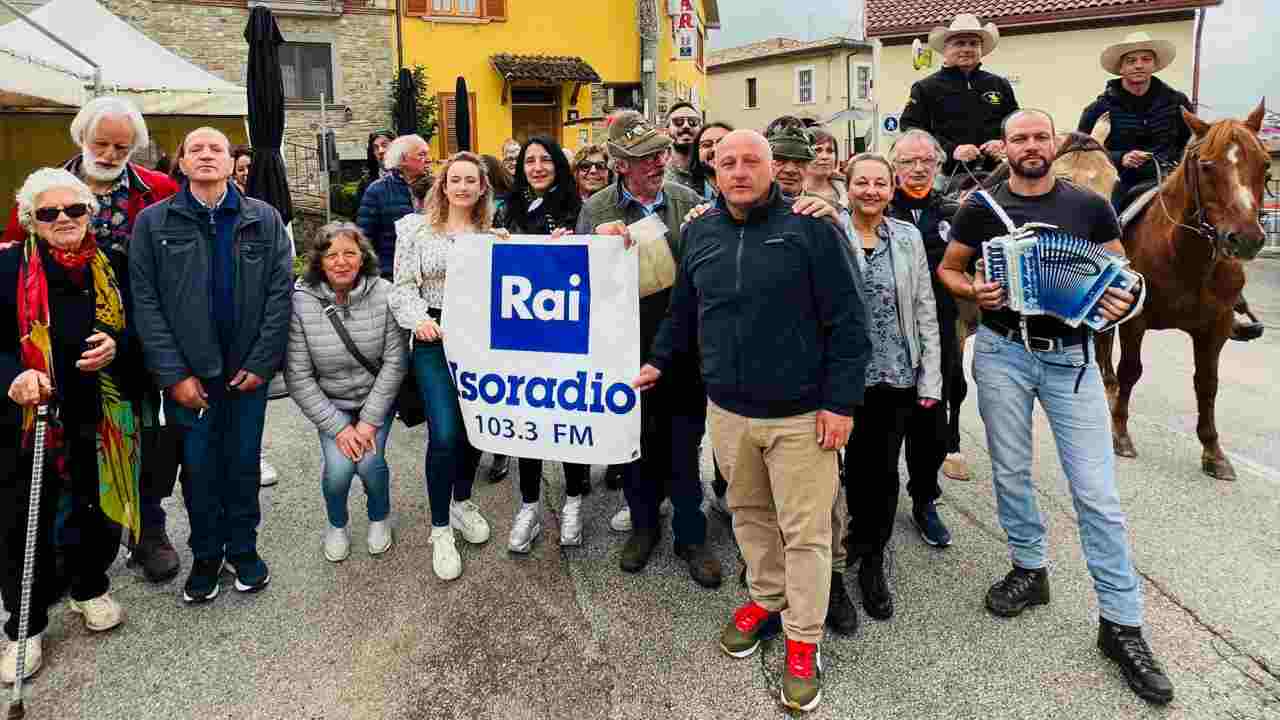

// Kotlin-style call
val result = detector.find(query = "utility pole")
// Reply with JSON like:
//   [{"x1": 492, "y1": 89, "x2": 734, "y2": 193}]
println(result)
[{"x1": 638, "y1": 0, "x2": 660, "y2": 124}]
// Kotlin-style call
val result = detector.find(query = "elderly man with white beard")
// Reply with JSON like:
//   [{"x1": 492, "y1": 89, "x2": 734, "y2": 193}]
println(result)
[{"x1": 3, "y1": 97, "x2": 185, "y2": 585}]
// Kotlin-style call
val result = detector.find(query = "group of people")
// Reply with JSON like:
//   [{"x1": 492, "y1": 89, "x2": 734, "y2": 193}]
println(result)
[{"x1": 0, "y1": 11, "x2": 1198, "y2": 713}]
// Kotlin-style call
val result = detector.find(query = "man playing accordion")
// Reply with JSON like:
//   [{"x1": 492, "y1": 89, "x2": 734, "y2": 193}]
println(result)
[{"x1": 937, "y1": 109, "x2": 1174, "y2": 706}]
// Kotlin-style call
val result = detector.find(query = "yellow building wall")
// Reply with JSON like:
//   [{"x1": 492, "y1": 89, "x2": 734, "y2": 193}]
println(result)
[
  {"x1": 0, "y1": 114, "x2": 247, "y2": 220},
  {"x1": 400, "y1": 3, "x2": 640, "y2": 156},
  {"x1": 874, "y1": 19, "x2": 1196, "y2": 150}
]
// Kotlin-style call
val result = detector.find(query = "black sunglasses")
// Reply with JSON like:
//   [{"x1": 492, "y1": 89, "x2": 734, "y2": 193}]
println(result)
[
  {"x1": 670, "y1": 117, "x2": 701, "y2": 129},
  {"x1": 577, "y1": 161, "x2": 608, "y2": 173},
  {"x1": 35, "y1": 203, "x2": 91, "y2": 223}
]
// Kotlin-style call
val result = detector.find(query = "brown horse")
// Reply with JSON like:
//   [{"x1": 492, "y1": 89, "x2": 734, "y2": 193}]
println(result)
[{"x1": 1095, "y1": 102, "x2": 1269, "y2": 480}]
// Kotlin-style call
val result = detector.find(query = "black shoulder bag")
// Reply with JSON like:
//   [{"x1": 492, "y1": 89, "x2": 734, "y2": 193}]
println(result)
[{"x1": 321, "y1": 301, "x2": 426, "y2": 427}]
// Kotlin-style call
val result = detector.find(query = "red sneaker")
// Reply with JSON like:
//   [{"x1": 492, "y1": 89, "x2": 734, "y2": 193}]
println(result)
[
  {"x1": 781, "y1": 638, "x2": 823, "y2": 712},
  {"x1": 718, "y1": 601, "x2": 780, "y2": 658}
]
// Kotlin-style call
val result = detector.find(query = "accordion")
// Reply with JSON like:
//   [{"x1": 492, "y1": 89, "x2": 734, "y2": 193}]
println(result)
[{"x1": 982, "y1": 224, "x2": 1142, "y2": 331}]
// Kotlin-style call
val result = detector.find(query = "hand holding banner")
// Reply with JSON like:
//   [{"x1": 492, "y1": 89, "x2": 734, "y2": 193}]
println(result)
[{"x1": 443, "y1": 233, "x2": 642, "y2": 465}]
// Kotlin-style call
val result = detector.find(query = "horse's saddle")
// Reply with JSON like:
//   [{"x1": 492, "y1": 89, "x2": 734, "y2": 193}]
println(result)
[{"x1": 1118, "y1": 183, "x2": 1160, "y2": 232}]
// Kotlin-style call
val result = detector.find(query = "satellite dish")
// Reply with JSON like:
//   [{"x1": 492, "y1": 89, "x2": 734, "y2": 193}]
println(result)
[{"x1": 912, "y1": 38, "x2": 934, "y2": 70}]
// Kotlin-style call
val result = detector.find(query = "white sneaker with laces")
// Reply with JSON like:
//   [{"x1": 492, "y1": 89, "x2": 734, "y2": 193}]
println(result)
[
  {"x1": 450, "y1": 500, "x2": 491, "y2": 544},
  {"x1": 368, "y1": 520, "x2": 393, "y2": 555},
  {"x1": 69, "y1": 591, "x2": 124, "y2": 632},
  {"x1": 324, "y1": 524, "x2": 351, "y2": 562},
  {"x1": 509, "y1": 502, "x2": 542, "y2": 553},
  {"x1": 429, "y1": 526, "x2": 461, "y2": 580},
  {"x1": 659, "y1": 498, "x2": 672, "y2": 517},
  {"x1": 1, "y1": 632, "x2": 42, "y2": 684},
  {"x1": 610, "y1": 504, "x2": 632, "y2": 533},
  {"x1": 560, "y1": 495, "x2": 583, "y2": 546}
]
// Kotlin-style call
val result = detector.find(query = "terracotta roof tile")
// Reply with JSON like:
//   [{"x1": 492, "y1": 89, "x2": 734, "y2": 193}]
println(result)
[
  {"x1": 707, "y1": 36, "x2": 864, "y2": 68},
  {"x1": 491, "y1": 54, "x2": 602, "y2": 83},
  {"x1": 866, "y1": 0, "x2": 1221, "y2": 36}
]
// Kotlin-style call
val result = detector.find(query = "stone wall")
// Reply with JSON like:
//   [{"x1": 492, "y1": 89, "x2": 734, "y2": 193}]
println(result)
[{"x1": 99, "y1": 0, "x2": 396, "y2": 212}]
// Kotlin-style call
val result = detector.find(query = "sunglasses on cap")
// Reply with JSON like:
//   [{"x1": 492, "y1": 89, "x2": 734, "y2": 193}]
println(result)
[
  {"x1": 670, "y1": 117, "x2": 701, "y2": 129},
  {"x1": 35, "y1": 203, "x2": 91, "y2": 223},
  {"x1": 577, "y1": 161, "x2": 608, "y2": 173}
]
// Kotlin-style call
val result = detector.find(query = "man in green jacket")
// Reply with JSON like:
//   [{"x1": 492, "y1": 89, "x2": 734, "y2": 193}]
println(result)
[{"x1": 577, "y1": 111, "x2": 719, "y2": 588}]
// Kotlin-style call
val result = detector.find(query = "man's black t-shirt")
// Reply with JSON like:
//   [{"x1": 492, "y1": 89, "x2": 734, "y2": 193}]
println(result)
[{"x1": 950, "y1": 179, "x2": 1122, "y2": 337}]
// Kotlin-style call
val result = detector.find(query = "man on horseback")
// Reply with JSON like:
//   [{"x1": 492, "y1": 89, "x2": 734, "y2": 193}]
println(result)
[
  {"x1": 1079, "y1": 32, "x2": 1262, "y2": 340},
  {"x1": 938, "y1": 109, "x2": 1175, "y2": 706},
  {"x1": 1078, "y1": 32, "x2": 1192, "y2": 213},
  {"x1": 901, "y1": 14, "x2": 1019, "y2": 178}
]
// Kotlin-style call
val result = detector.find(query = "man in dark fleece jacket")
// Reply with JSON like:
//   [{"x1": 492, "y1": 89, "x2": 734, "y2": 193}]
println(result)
[{"x1": 635, "y1": 129, "x2": 868, "y2": 714}]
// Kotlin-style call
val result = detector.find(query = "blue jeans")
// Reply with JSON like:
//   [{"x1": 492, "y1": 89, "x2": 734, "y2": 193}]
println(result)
[
  {"x1": 318, "y1": 410, "x2": 392, "y2": 528},
  {"x1": 413, "y1": 342, "x2": 479, "y2": 527},
  {"x1": 169, "y1": 381, "x2": 268, "y2": 562},
  {"x1": 972, "y1": 325, "x2": 1142, "y2": 626}
]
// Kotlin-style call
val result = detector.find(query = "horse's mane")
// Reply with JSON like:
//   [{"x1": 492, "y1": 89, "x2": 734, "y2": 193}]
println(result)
[
  {"x1": 1196, "y1": 117, "x2": 1267, "y2": 161},
  {"x1": 1057, "y1": 132, "x2": 1107, "y2": 157}
]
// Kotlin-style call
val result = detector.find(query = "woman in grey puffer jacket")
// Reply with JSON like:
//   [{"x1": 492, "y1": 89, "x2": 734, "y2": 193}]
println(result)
[{"x1": 286, "y1": 222, "x2": 407, "y2": 562}]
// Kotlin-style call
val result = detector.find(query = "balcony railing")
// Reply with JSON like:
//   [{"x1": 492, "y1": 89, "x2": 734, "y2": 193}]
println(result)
[{"x1": 247, "y1": 0, "x2": 392, "y2": 16}]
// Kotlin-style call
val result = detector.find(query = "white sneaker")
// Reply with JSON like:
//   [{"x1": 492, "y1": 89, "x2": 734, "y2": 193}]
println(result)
[
  {"x1": 560, "y1": 495, "x2": 583, "y2": 546},
  {"x1": 260, "y1": 459, "x2": 279, "y2": 488},
  {"x1": 69, "y1": 592, "x2": 124, "y2": 632},
  {"x1": 368, "y1": 520, "x2": 393, "y2": 556},
  {"x1": 323, "y1": 524, "x2": 351, "y2": 562},
  {"x1": 509, "y1": 502, "x2": 542, "y2": 553},
  {"x1": 450, "y1": 500, "x2": 491, "y2": 545},
  {"x1": 659, "y1": 498, "x2": 672, "y2": 517},
  {"x1": 610, "y1": 504, "x2": 632, "y2": 533},
  {"x1": 429, "y1": 526, "x2": 461, "y2": 580},
  {"x1": 1, "y1": 633, "x2": 42, "y2": 684}
]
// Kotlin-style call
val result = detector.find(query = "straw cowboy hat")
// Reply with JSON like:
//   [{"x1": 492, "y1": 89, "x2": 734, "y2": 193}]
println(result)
[
  {"x1": 1100, "y1": 31, "x2": 1176, "y2": 75},
  {"x1": 928, "y1": 14, "x2": 1000, "y2": 55}
]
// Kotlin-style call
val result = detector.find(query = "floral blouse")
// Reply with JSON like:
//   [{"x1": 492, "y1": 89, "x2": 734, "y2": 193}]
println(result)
[
  {"x1": 90, "y1": 174, "x2": 131, "y2": 254},
  {"x1": 857, "y1": 226, "x2": 915, "y2": 390},
  {"x1": 388, "y1": 213, "x2": 450, "y2": 332}
]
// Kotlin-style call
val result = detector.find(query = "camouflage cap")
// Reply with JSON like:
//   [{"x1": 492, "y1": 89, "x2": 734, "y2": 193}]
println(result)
[
  {"x1": 607, "y1": 110, "x2": 673, "y2": 159},
  {"x1": 768, "y1": 126, "x2": 816, "y2": 162}
]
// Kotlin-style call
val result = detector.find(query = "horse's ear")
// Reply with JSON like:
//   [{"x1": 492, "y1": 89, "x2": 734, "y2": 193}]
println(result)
[
  {"x1": 1181, "y1": 107, "x2": 1211, "y2": 137},
  {"x1": 1245, "y1": 99, "x2": 1265, "y2": 133}
]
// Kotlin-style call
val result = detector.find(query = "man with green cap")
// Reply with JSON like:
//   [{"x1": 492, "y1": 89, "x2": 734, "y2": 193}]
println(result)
[
  {"x1": 769, "y1": 125, "x2": 818, "y2": 197},
  {"x1": 577, "y1": 110, "x2": 721, "y2": 588}
]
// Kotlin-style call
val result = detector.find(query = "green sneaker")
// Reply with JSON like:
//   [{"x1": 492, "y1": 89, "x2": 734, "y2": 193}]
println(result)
[
  {"x1": 780, "y1": 638, "x2": 822, "y2": 712},
  {"x1": 719, "y1": 601, "x2": 780, "y2": 658}
]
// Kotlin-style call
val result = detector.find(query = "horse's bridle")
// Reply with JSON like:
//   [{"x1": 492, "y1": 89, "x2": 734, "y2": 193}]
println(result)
[{"x1": 1154, "y1": 139, "x2": 1233, "y2": 261}]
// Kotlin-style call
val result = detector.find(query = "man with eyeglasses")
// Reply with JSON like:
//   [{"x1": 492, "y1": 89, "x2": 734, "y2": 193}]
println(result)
[
  {"x1": 356, "y1": 134, "x2": 429, "y2": 279},
  {"x1": 901, "y1": 14, "x2": 1018, "y2": 176},
  {"x1": 886, "y1": 129, "x2": 961, "y2": 548},
  {"x1": 576, "y1": 110, "x2": 720, "y2": 588},
  {"x1": 662, "y1": 102, "x2": 702, "y2": 192}
]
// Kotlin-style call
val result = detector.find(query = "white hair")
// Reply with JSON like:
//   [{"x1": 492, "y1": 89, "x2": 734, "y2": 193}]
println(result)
[
  {"x1": 384, "y1": 134, "x2": 426, "y2": 171},
  {"x1": 15, "y1": 168, "x2": 99, "y2": 232},
  {"x1": 890, "y1": 129, "x2": 946, "y2": 163},
  {"x1": 69, "y1": 96, "x2": 149, "y2": 153}
]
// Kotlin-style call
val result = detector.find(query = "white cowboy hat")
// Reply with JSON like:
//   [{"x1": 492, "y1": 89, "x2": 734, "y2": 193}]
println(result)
[
  {"x1": 1100, "y1": 31, "x2": 1176, "y2": 75},
  {"x1": 927, "y1": 14, "x2": 1000, "y2": 55}
]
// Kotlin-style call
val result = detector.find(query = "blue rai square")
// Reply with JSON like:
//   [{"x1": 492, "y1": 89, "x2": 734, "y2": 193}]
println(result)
[{"x1": 490, "y1": 243, "x2": 592, "y2": 354}]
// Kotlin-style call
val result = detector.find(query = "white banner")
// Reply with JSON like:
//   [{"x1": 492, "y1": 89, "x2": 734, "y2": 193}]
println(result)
[{"x1": 442, "y1": 234, "x2": 642, "y2": 465}]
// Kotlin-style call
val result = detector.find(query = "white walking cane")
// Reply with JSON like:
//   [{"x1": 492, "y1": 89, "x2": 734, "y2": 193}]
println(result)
[{"x1": 7, "y1": 403, "x2": 50, "y2": 720}]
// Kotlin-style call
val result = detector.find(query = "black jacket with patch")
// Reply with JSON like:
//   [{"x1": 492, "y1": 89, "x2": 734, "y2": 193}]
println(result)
[
  {"x1": 901, "y1": 64, "x2": 1019, "y2": 174},
  {"x1": 1078, "y1": 76, "x2": 1193, "y2": 186}
]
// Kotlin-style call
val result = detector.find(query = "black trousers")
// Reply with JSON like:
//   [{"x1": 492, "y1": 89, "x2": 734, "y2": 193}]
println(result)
[
  {"x1": 518, "y1": 459, "x2": 588, "y2": 503},
  {"x1": 621, "y1": 399, "x2": 707, "y2": 545},
  {"x1": 906, "y1": 298, "x2": 964, "y2": 482},
  {"x1": 2, "y1": 428, "x2": 119, "y2": 640},
  {"x1": 138, "y1": 424, "x2": 185, "y2": 531},
  {"x1": 846, "y1": 385, "x2": 916, "y2": 561}
]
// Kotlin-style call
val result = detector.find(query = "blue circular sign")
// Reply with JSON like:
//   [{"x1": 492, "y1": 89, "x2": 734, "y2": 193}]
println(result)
[{"x1": 883, "y1": 115, "x2": 900, "y2": 133}]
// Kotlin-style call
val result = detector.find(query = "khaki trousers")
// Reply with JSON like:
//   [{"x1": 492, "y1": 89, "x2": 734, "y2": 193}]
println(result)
[{"x1": 707, "y1": 401, "x2": 839, "y2": 644}]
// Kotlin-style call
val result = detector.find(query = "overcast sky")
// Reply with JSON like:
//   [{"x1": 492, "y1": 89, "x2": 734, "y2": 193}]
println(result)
[{"x1": 707, "y1": 0, "x2": 1278, "y2": 121}]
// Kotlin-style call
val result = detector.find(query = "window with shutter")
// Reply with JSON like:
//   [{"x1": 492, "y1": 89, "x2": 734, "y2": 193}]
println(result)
[
  {"x1": 437, "y1": 92, "x2": 479, "y2": 156},
  {"x1": 484, "y1": 0, "x2": 506, "y2": 20},
  {"x1": 404, "y1": 0, "x2": 427, "y2": 15}
]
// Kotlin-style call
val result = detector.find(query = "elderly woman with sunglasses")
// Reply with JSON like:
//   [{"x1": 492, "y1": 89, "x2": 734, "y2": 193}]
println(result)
[
  {"x1": 0, "y1": 168, "x2": 145, "y2": 683},
  {"x1": 572, "y1": 143, "x2": 611, "y2": 202}
]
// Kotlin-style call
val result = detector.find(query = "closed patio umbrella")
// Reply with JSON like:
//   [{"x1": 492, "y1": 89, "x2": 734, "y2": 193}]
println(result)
[
  {"x1": 395, "y1": 68, "x2": 417, "y2": 136},
  {"x1": 243, "y1": 6, "x2": 293, "y2": 225},
  {"x1": 455, "y1": 76, "x2": 471, "y2": 152}
]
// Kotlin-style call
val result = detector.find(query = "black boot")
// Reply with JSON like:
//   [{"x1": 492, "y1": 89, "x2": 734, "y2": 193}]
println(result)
[
  {"x1": 825, "y1": 572, "x2": 859, "y2": 635},
  {"x1": 985, "y1": 566, "x2": 1050, "y2": 618},
  {"x1": 857, "y1": 556, "x2": 894, "y2": 620},
  {"x1": 1098, "y1": 618, "x2": 1175, "y2": 705},
  {"x1": 130, "y1": 523, "x2": 181, "y2": 582}
]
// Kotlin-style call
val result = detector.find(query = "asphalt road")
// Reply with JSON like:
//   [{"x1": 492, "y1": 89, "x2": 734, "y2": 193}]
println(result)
[{"x1": 3, "y1": 259, "x2": 1280, "y2": 719}]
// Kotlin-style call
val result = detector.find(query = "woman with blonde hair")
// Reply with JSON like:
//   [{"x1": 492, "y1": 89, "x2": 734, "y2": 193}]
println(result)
[{"x1": 389, "y1": 151, "x2": 493, "y2": 580}]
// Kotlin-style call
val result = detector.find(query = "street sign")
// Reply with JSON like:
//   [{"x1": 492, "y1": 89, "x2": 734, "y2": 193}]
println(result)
[{"x1": 883, "y1": 114, "x2": 901, "y2": 134}]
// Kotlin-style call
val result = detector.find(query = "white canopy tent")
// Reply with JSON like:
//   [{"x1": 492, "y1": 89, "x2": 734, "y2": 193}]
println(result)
[{"x1": 0, "y1": 0, "x2": 247, "y2": 115}]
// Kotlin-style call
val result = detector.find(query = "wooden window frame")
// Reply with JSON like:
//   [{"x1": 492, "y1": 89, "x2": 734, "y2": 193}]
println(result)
[
  {"x1": 405, "y1": 0, "x2": 505, "y2": 20},
  {"x1": 427, "y1": 0, "x2": 480, "y2": 17},
  {"x1": 437, "y1": 91, "x2": 479, "y2": 157},
  {"x1": 745, "y1": 77, "x2": 757, "y2": 109}
]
